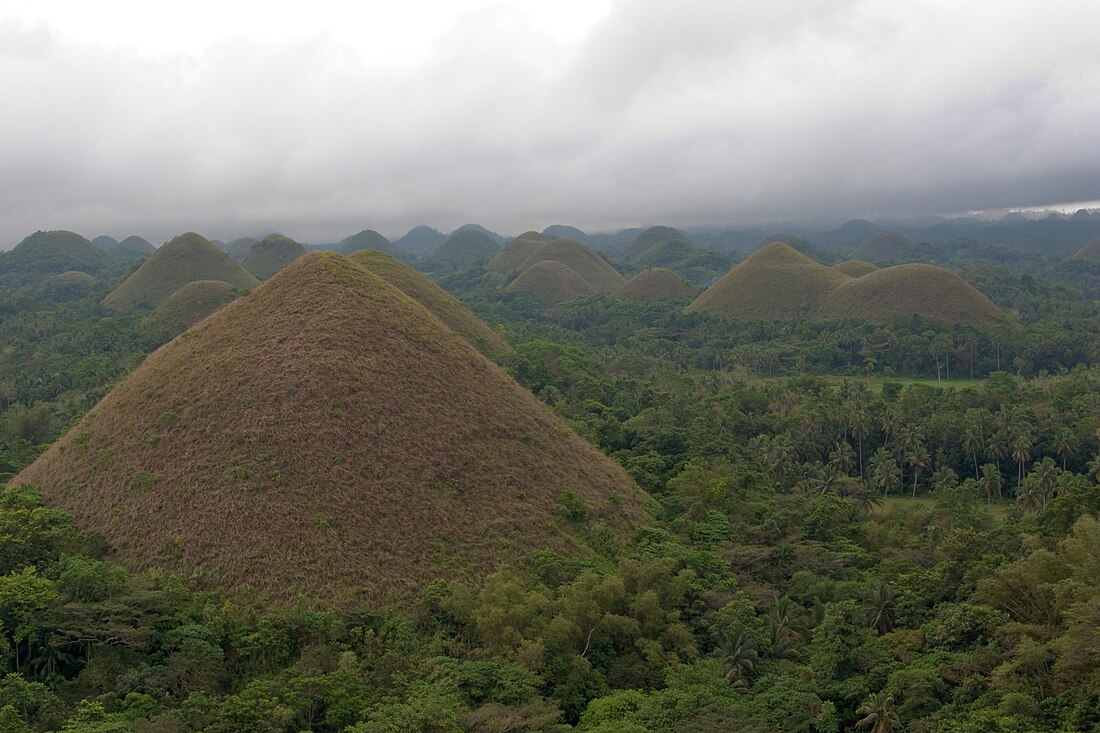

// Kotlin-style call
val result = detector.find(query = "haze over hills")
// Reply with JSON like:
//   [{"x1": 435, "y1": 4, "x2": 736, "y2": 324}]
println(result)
[
  {"x1": 347, "y1": 249, "x2": 508, "y2": 356},
  {"x1": 429, "y1": 228, "x2": 502, "y2": 269},
  {"x1": 13, "y1": 252, "x2": 643, "y2": 603},
  {"x1": 223, "y1": 237, "x2": 260, "y2": 261},
  {"x1": 856, "y1": 231, "x2": 915, "y2": 263},
  {"x1": 111, "y1": 235, "x2": 156, "y2": 262},
  {"x1": 241, "y1": 233, "x2": 306, "y2": 280},
  {"x1": 394, "y1": 225, "x2": 446, "y2": 256},
  {"x1": 1070, "y1": 237, "x2": 1100, "y2": 263},
  {"x1": 103, "y1": 233, "x2": 259, "y2": 310},
  {"x1": 612, "y1": 268, "x2": 696, "y2": 301}
]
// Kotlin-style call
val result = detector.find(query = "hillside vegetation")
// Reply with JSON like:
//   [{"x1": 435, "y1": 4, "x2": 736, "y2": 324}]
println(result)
[
  {"x1": 0, "y1": 230, "x2": 111, "y2": 281},
  {"x1": 340, "y1": 229, "x2": 404, "y2": 258},
  {"x1": 102, "y1": 232, "x2": 258, "y2": 309},
  {"x1": 15, "y1": 252, "x2": 643, "y2": 604},
  {"x1": 505, "y1": 260, "x2": 597, "y2": 306},
  {"x1": 833, "y1": 259, "x2": 878, "y2": 277},
  {"x1": 612, "y1": 267, "x2": 696, "y2": 301},
  {"x1": 144, "y1": 279, "x2": 240, "y2": 339},
  {"x1": 241, "y1": 233, "x2": 306, "y2": 280},
  {"x1": 488, "y1": 231, "x2": 548, "y2": 276},
  {"x1": 517, "y1": 239, "x2": 625, "y2": 293},
  {"x1": 430, "y1": 229, "x2": 501, "y2": 269}
]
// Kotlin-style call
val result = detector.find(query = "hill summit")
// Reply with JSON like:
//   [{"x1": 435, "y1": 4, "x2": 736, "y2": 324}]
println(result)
[
  {"x1": 14, "y1": 252, "x2": 641, "y2": 604},
  {"x1": 613, "y1": 268, "x2": 696, "y2": 301},
  {"x1": 103, "y1": 233, "x2": 258, "y2": 310},
  {"x1": 0, "y1": 230, "x2": 110, "y2": 279},
  {"x1": 241, "y1": 234, "x2": 306, "y2": 280}
]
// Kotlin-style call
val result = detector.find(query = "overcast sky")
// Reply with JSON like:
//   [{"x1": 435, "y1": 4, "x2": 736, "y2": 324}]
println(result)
[{"x1": 2, "y1": 0, "x2": 1099, "y2": 247}]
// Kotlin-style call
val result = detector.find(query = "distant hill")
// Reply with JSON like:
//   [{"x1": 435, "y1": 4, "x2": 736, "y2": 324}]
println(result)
[
  {"x1": 832, "y1": 260, "x2": 879, "y2": 277},
  {"x1": 223, "y1": 237, "x2": 260, "y2": 261},
  {"x1": 824, "y1": 219, "x2": 879, "y2": 246},
  {"x1": 241, "y1": 234, "x2": 306, "y2": 280},
  {"x1": 856, "y1": 231, "x2": 915, "y2": 263},
  {"x1": 821, "y1": 263, "x2": 1005, "y2": 327},
  {"x1": 612, "y1": 268, "x2": 696, "y2": 301},
  {"x1": 395, "y1": 225, "x2": 446, "y2": 256},
  {"x1": 92, "y1": 235, "x2": 119, "y2": 251},
  {"x1": 340, "y1": 229, "x2": 404, "y2": 258},
  {"x1": 43, "y1": 271, "x2": 99, "y2": 301},
  {"x1": 103, "y1": 233, "x2": 258, "y2": 310},
  {"x1": 754, "y1": 233, "x2": 835, "y2": 263},
  {"x1": 505, "y1": 260, "x2": 597, "y2": 306},
  {"x1": 516, "y1": 239, "x2": 624, "y2": 293},
  {"x1": 145, "y1": 280, "x2": 239, "y2": 339},
  {"x1": 0, "y1": 230, "x2": 111, "y2": 279},
  {"x1": 488, "y1": 232, "x2": 548, "y2": 276},
  {"x1": 13, "y1": 252, "x2": 643, "y2": 604},
  {"x1": 618, "y1": 226, "x2": 696, "y2": 263},
  {"x1": 542, "y1": 224, "x2": 591, "y2": 244},
  {"x1": 348, "y1": 249, "x2": 508, "y2": 356},
  {"x1": 687, "y1": 243, "x2": 851, "y2": 319},
  {"x1": 430, "y1": 229, "x2": 502, "y2": 269},
  {"x1": 1070, "y1": 237, "x2": 1100, "y2": 263},
  {"x1": 110, "y1": 236, "x2": 156, "y2": 263},
  {"x1": 451, "y1": 223, "x2": 505, "y2": 245}
]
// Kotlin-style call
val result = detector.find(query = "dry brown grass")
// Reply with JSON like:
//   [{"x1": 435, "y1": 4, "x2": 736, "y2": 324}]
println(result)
[
  {"x1": 347, "y1": 249, "x2": 509, "y2": 356},
  {"x1": 144, "y1": 280, "x2": 239, "y2": 339},
  {"x1": 686, "y1": 243, "x2": 851, "y2": 319},
  {"x1": 516, "y1": 239, "x2": 625, "y2": 293},
  {"x1": 103, "y1": 233, "x2": 258, "y2": 310},
  {"x1": 832, "y1": 260, "x2": 878, "y2": 277},
  {"x1": 821, "y1": 263, "x2": 1006, "y2": 328},
  {"x1": 505, "y1": 260, "x2": 597, "y2": 306},
  {"x1": 488, "y1": 232, "x2": 547, "y2": 275},
  {"x1": 612, "y1": 268, "x2": 696, "y2": 301},
  {"x1": 15, "y1": 252, "x2": 643, "y2": 605}
]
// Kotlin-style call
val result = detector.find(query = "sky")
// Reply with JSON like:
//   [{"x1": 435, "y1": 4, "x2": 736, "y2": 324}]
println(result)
[{"x1": 1, "y1": 0, "x2": 1099, "y2": 246}]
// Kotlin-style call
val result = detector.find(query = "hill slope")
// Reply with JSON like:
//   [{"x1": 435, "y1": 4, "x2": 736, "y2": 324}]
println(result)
[
  {"x1": 14, "y1": 253, "x2": 642, "y2": 604},
  {"x1": 223, "y1": 237, "x2": 260, "y2": 260},
  {"x1": 144, "y1": 280, "x2": 240, "y2": 339},
  {"x1": 833, "y1": 260, "x2": 878, "y2": 277},
  {"x1": 517, "y1": 239, "x2": 625, "y2": 293},
  {"x1": 110, "y1": 236, "x2": 156, "y2": 263},
  {"x1": 821, "y1": 263, "x2": 1005, "y2": 327},
  {"x1": 505, "y1": 260, "x2": 596, "y2": 306},
  {"x1": 431, "y1": 229, "x2": 502, "y2": 269},
  {"x1": 241, "y1": 234, "x2": 306, "y2": 280},
  {"x1": 612, "y1": 268, "x2": 696, "y2": 301},
  {"x1": 340, "y1": 229, "x2": 404, "y2": 258},
  {"x1": 618, "y1": 226, "x2": 696, "y2": 264},
  {"x1": 1070, "y1": 237, "x2": 1100, "y2": 262},
  {"x1": 488, "y1": 232, "x2": 548, "y2": 276},
  {"x1": 395, "y1": 225, "x2": 446, "y2": 256},
  {"x1": 348, "y1": 249, "x2": 508, "y2": 356},
  {"x1": 856, "y1": 231, "x2": 914, "y2": 263},
  {"x1": 103, "y1": 233, "x2": 259, "y2": 309},
  {"x1": 687, "y1": 243, "x2": 851, "y2": 319},
  {"x1": 0, "y1": 230, "x2": 111, "y2": 279}
]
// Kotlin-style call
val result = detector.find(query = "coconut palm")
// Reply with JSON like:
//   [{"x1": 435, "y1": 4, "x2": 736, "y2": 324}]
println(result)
[
  {"x1": 849, "y1": 407, "x2": 872, "y2": 478},
  {"x1": 905, "y1": 443, "x2": 931, "y2": 498},
  {"x1": 962, "y1": 421, "x2": 983, "y2": 480},
  {"x1": 1055, "y1": 429, "x2": 1079, "y2": 471},
  {"x1": 1016, "y1": 476, "x2": 1042, "y2": 513},
  {"x1": 866, "y1": 579, "x2": 895, "y2": 634},
  {"x1": 828, "y1": 441, "x2": 856, "y2": 477},
  {"x1": 1030, "y1": 457, "x2": 1059, "y2": 511},
  {"x1": 856, "y1": 692, "x2": 901, "y2": 733},
  {"x1": 978, "y1": 463, "x2": 1003, "y2": 503},
  {"x1": 869, "y1": 448, "x2": 902, "y2": 499},
  {"x1": 712, "y1": 632, "x2": 758, "y2": 685},
  {"x1": 1012, "y1": 432, "x2": 1033, "y2": 484}
]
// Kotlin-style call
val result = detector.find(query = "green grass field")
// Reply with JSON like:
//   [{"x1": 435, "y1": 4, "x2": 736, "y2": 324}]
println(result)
[{"x1": 875, "y1": 494, "x2": 1013, "y2": 521}]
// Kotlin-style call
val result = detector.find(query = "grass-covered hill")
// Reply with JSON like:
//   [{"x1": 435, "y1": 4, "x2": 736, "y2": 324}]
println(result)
[
  {"x1": 395, "y1": 225, "x2": 446, "y2": 256},
  {"x1": 618, "y1": 226, "x2": 696, "y2": 264},
  {"x1": 0, "y1": 230, "x2": 111, "y2": 280},
  {"x1": 516, "y1": 238, "x2": 625, "y2": 293},
  {"x1": 347, "y1": 249, "x2": 508, "y2": 356},
  {"x1": 92, "y1": 235, "x2": 119, "y2": 250},
  {"x1": 687, "y1": 242, "x2": 852, "y2": 319},
  {"x1": 429, "y1": 229, "x2": 502, "y2": 269},
  {"x1": 13, "y1": 252, "x2": 643, "y2": 604},
  {"x1": 612, "y1": 268, "x2": 696, "y2": 301},
  {"x1": 340, "y1": 229, "x2": 405, "y2": 259},
  {"x1": 110, "y1": 235, "x2": 156, "y2": 262},
  {"x1": 1070, "y1": 237, "x2": 1100, "y2": 263},
  {"x1": 144, "y1": 279, "x2": 240, "y2": 339},
  {"x1": 505, "y1": 260, "x2": 597, "y2": 306},
  {"x1": 241, "y1": 234, "x2": 306, "y2": 280},
  {"x1": 488, "y1": 232, "x2": 548, "y2": 276},
  {"x1": 102, "y1": 233, "x2": 259, "y2": 310},
  {"x1": 821, "y1": 263, "x2": 1006, "y2": 327},
  {"x1": 43, "y1": 270, "x2": 99, "y2": 300},
  {"x1": 223, "y1": 237, "x2": 260, "y2": 261},
  {"x1": 856, "y1": 230, "x2": 915, "y2": 263},
  {"x1": 832, "y1": 259, "x2": 879, "y2": 277},
  {"x1": 542, "y1": 224, "x2": 591, "y2": 243}
]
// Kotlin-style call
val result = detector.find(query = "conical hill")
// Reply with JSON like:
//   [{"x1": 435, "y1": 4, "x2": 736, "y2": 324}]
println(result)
[
  {"x1": 856, "y1": 231, "x2": 914, "y2": 263},
  {"x1": 505, "y1": 260, "x2": 597, "y2": 306},
  {"x1": 103, "y1": 233, "x2": 259, "y2": 309},
  {"x1": 144, "y1": 280, "x2": 239, "y2": 339},
  {"x1": 14, "y1": 253, "x2": 642, "y2": 604},
  {"x1": 347, "y1": 249, "x2": 508, "y2": 356},
  {"x1": 613, "y1": 268, "x2": 696, "y2": 301},
  {"x1": 686, "y1": 243, "x2": 850, "y2": 319},
  {"x1": 517, "y1": 239, "x2": 624, "y2": 293},
  {"x1": 0, "y1": 230, "x2": 110, "y2": 278},
  {"x1": 241, "y1": 234, "x2": 306, "y2": 280},
  {"x1": 224, "y1": 237, "x2": 260, "y2": 260},
  {"x1": 1070, "y1": 237, "x2": 1100, "y2": 263},
  {"x1": 832, "y1": 260, "x2": 878, "y2": 277},
  {"x1": 821, "y1": 263, "x2": 1005, "y2": 327},
  {"x1": 111, "y1": 236, "x2": 156, "y2": 262},
  {"x1": 340, "y1": 229, "x2": 403, "y2": 258},
  {"x1": 488, "y1": 232, "x2": 548, "y2": 276}
]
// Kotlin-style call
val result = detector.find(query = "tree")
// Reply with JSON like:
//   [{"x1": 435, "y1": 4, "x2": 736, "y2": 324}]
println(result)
[
  {"x1": 712, "y1": 633, "x2": 758, "y2": 685},
  {"x1": 849, "y1": 408, "x2": 872, "y2": 478},
  {"x1": 828, "y1": 441, "x2": 856, "y2": 477},
  {"x1": 866, "y1": 580, "x2": 894, "y2": 634},
  {"x1": 978, "y1": 463, "x2": 1003, "y2": 503},
  {"x1": 1012, "y1": 432, "x2": 1033, "y2": 484},
  {"x1": 869, "y1": 449, "x2": 901, "y2": 499},
  {"x1": 1030, "y1": 457, "x2": 1059, "y2": 512},
  {"x1": 962, "y1": 421, "x2": 983, "y2": 480},
  {"x1": 855, "y1": 692, "x2": 901, "y2": 733},
  {"x1": 905, "y1": 443, "x2": 931, "y2": 498},
  {"x1": 1055, "y1": 429, "x2": 1079, "y2": 472}
]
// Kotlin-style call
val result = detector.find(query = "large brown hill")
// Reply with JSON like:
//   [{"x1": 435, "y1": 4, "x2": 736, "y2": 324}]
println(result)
[
  {"x1": 488, "y1": 232, "x2": 548, "y2": 276},
  {"x1": 517, "y1": 239, "x2": 624, "y2": 293},
  {"x1": 686, "y1": 243, "x2": 851, "y2": 319},
  {"x1": 103, "y1": 233, "x2": 258, "y2": 310},
  {"x1": 14, "y1": 253, "x2": 642, "y2": 604},
  {"x1": 348, "y1": 249, "x2": 508, "y2": 356},
  {"x1": 821, "y1": 263, "x2": 1005, "y2": 327},
  {"x1": 613, "y1": 268, "x2": 696, "y2": 301},
  {"x1": 505, "y1": 260, "x2": 597, "y2": 306}
]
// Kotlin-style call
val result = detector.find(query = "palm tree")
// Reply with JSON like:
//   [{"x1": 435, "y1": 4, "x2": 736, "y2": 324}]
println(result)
[
  {"x1": 850, "y1": 408, "x2": 872, "y2": 478},
  {"x1": 1055, "y1": 429, "x2": 1079, "y2": 472},
  {"x1": 869, "y1": 449, "x2": 902, "y2": 499},
  {"x1": 1016, "y1": 476, "x2": 1042, "y2": 513},
  {"x1": 978, "y1": 463, "x2": 1003, "y2": 503},
  {"x1": 1030, "y1": 457, "x2": 1059, "y2": 511},
  {"x1": 962, "y1": 421, "x2": 983, "y2": 480},
  {"x1": 828, "y1": 441, "x2": 856, "y2": 477},
  {"x1": 713, "y1": 632, "x2": 758, "y2": 685},
  {"x1": 1087, "y1": 452, "x2": 1100, "y2": 484},
  {"x1": 987, "y1": 429, "x2": 1011, "y2": 477},
  {"x1": 1012, "y1": 431, "x2": 1033, "y2": 484},
  {"x1": 856, "y1": 692, "x2": 901, "y2": 733},
  {"x1": 930, "y1": 466, "x2": 959, "y2": 493},
  {"x1": 905, "y1": 443, "x2": 931, "y2": 498},
  {"x1": 866, "y1": 579, "x2": 895, "y2": 634}
]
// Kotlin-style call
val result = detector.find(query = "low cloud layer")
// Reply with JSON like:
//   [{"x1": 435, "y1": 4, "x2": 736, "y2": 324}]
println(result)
[{"x1": 2, "y1": 0, "x2": 1099, "y2": 246}]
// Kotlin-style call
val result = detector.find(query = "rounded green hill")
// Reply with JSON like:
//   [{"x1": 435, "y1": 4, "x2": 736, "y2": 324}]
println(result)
[
  {"x1": 223, "y1": 237, "x2": 260, "y2": 260},
  {"x1": 687, "y1": 243, "x2": 851, "y2": 319},
  {"x1": 241, "y1": 234, "x2": 306, "y2": 280},
  {"x1": 833, "y1": 260, "x2": 879, "y2": 277},
  {"x1": 506, "y1": 260, "x2": 597, "y2": 306},
  {"x1": 613, "y1": 268, "x2": 696, "y2": 301},
  {"x1": 341, "y1": 229, "x2": 403, "y2": 258},
  {"x1": 348, "y1": 249, "x2": 509, "y2": 356},
  {"x1": 516, "y1": 239, "x2": 625, "y2": 293},
  {"x1": 856, "y1": 231, "x2": 913, "y2": 263},
  {"x1": 0, "y1": 230, "x2": 110, "y2": 278},
  {"x1": 821, "y1": 263, "x2": 1005, "y2": 327},
  {"x1": 103, "y1": 233, "x2": 259, "y2": 310},
  {"x1": 144, "y1": 280, "x2": 240, "y2": 339},
  {"x1": 111, "y1": 236, "x2": 156, "y2": 262},
  {"x1": 13, "y1": 252, "x2": 643, "y2": 605},
  {"x1": 619, "y1": 226, "x2": 696, "y2": 266},
  {"x1": 43, "y1": 271, "x2": 99, "y2": 300},
  {"x1": 488, "y1": 232, "x2": 548, "y2": 276},
  {"x1": 431, "y1": 229, "x2": 501, "y2": 268}
]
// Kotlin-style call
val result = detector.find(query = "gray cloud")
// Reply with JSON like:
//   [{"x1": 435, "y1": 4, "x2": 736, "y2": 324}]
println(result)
[{"x1": 1, "y1": 0, "x2": 1099, "y2": 247}]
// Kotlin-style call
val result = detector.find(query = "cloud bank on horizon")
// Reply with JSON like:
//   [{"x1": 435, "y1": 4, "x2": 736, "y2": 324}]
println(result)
[{"x1": 1, "y1": 0, "x2": 1099, "y2": 246}]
